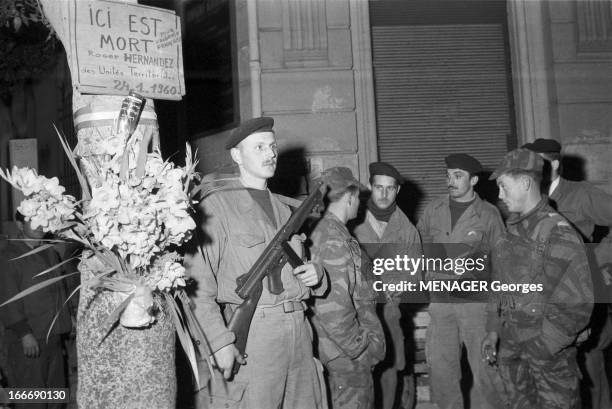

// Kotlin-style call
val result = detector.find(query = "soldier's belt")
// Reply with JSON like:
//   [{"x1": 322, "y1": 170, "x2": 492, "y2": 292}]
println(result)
[
  {"x1": 504, "y1": 309, "x2": 541, "y2": 324},
  {"x1": 257, "y1": 301, "x2": 306, "y2": 314}
]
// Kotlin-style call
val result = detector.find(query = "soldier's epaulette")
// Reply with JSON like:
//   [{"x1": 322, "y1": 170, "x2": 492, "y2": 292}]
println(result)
[
  {"x1": 530, "y1": 212, "x2": 567, "y2": 245},
  {"x1": 191, "y1": 172, "x2": 247, "y2": 199},
  {"x1": 546, "y1": 212, "x2": 574, "y2": 229}
]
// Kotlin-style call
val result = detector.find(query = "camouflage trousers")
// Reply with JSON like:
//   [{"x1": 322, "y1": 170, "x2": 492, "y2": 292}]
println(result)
[
  {"x1": 498, "y1": 324, "x2": 580, "y2": 409},
  {"x1": 325, "y1": 354, "x2": 373, "y2": 409}
]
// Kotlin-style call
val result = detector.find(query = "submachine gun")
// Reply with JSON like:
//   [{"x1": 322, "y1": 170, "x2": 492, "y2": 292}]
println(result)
[{"x1": 228, "y1": 180, "x2": 324, "y2": 374}]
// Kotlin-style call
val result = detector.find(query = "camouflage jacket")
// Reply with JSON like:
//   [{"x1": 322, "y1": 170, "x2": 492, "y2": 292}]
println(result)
[
  {"x1": 486, "y1": 198, "x2": 594, "y2": 355},
  {"x1": 309, "y1": 212, "x2": 385, "y2": 365}
]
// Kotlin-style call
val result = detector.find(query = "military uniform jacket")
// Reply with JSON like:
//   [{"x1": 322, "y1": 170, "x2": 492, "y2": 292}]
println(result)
[
  {"x1": 353, "y1": 208, "x2": 423, "y2": 299},
  {"x1": 417, "y1": 193, "x2": 505, "y2": 301},
  {"x1": 550, "y1": 177, "x2": 612, "y2": 241},
  {"x1": 185, "y1": 181, "x2": 327, "y2": 353},
  {"x1": 486, "y1": 199, "x2": 594, "y2": 355},
  {"x1": 0, "y1": 240, "x2": 72, "y2": 343},
  {"x1": 310, "y1": 213, "x2": 385, "y2": 365}
]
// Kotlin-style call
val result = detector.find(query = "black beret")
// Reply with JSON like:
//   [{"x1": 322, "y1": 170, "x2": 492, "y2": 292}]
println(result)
[
  {"x1": 445, "y1": 153, "x2": 482, "y2": 174},
  {"x1": 225, "y1": 117, "x2": 274, "y2": 149},
  {"x1": 369, "y1": 162, "x2": 404, "y2": 183},
  {"x1": 521, "y1": 138, "x2": 561, "y2": 154}
]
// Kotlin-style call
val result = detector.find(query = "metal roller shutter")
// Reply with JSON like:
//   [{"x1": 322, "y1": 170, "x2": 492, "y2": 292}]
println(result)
[{"x1": 371, "y1": 15, "x2": 516, "y2": 217}]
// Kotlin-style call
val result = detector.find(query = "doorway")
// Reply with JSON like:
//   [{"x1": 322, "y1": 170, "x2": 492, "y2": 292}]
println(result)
[{"x1": 370, "y1": 0, "x2": 516, "y2": 219}]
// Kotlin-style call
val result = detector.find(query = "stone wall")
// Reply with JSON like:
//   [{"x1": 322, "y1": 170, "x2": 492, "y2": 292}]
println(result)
[
  {"x1": 548, "y1": 0, "x2": 612, "y2": 192},
  {"x1": 193, "y1": 0, "x2": 375, "y2": 184}
]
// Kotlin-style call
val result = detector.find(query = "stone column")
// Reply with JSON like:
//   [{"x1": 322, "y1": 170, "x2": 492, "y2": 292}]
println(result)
[{"x1": 507, "y1": 0, "x2": 557, "y2": 144}]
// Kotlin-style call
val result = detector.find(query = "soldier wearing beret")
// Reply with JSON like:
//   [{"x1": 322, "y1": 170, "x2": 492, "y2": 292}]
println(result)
[
  {"x1": 351, "y1": 162, "x2": 422, "y2": 409},
  {"x1": 417, "y1": 153, "x2": 504, "y2": 409},
  {"x1": 186, "y1": 117, "x2": 327, "y2": 409},
  {"x1": 309, "y1": 167, "x2": 385, "y2": 409},
  {"x1": 482, "y1": 148, "x2": 594, "y2": 409},
  {"x1": 523, "y1": 138, "x2": 612, "y2": 409}
]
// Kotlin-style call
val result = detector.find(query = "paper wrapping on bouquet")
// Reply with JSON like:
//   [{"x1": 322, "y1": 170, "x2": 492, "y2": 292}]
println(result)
[
  {"x1": 72, "y1": 93, "x2": 161, "y2": 160},
  {"x1": 119, "y1": 284, "x2": 156, "y2": 328}
]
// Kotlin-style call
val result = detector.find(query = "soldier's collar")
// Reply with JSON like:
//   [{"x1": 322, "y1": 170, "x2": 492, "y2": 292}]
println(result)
[
  {"x1": 324, "y1": 212, "x2": 350, "y2": 235},
  {"x1": 438, "y1": 192, "x2": 484, "y2": 217},
  {"x1": 506, "y1": 196, "x2": 548, "y2": 226}
]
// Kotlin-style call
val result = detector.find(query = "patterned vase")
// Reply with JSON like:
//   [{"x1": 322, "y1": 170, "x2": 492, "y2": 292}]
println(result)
[{"x1": 76, "y1": 269, "x2": 176, "y2": 409}]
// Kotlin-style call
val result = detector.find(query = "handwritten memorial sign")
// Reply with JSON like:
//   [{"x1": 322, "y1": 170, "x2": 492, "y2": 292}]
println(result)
[{"x1": 68, "y1": 0, "x2": 185, "y2": 100}]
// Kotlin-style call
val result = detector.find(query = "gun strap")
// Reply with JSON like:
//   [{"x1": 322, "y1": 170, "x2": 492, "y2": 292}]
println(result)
[{"x1": 276, "y1": 194, "x2": 303, "y2": 209}]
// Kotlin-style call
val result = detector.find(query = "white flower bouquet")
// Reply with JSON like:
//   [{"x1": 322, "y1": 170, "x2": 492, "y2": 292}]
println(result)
[{"x1": 0, "y1": 97, "x2": 208, "y2": 384}]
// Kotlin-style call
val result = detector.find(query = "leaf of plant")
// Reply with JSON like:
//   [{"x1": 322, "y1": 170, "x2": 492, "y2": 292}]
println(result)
[
  {"x1": 0, "y1": 272, "x2": 79, "y2": 308},
  {"x1": 165, "y1": 293, "x2": 200, "y2": 388},
  {"x1": 46, "y1": 283, "x2": 81, "y2": 342},
  {"x1": 32, "y1": 257, "x2": 78, "y2": 278},
  {"x1": 60, "y1": 229, "x2": 90, "y2": 246},
  {"x1": 53, "y1": 123, "x2": 91, "y2": 200},
  {"x1": 5, "y1": 238, "x2": 65, "y2": 244},
  {"x1": 10, "y1": 243, "x2": 58, "y2": 260},
  {"x1": 175, "y1": 290, "x2": 214, "y2": 381},
  {"x1": 135, "y1": 129, "x2": 153, "y2": 178},
  {"x1": 91, "y1": 247, "x2": 122, "y2": 275}
]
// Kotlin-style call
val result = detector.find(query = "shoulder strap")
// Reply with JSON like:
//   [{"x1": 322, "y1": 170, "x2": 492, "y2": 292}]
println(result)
[
  {"x1": 275, "y1": 194, "x2": 303, "y2": 209},
  {"x1": 530, "y1": 213, "x2": 569, "y2": 256}
]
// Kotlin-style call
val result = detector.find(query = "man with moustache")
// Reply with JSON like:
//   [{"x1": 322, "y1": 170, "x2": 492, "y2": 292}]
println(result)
[
  {"x1": 352, "y1": 162, "x2": 422, "y2": 409},
  {"x1": 482, "y1": 148, "x2": 593, "y2": 409},
  {"x1": 186, "y1": 117, "x2": 326, "y2": 409},
  {"x1": 522, "y1": 138, "x2": 612, "y2": 409},
  {"x1": 417, "y1": 154, "x2": 504, "y2": 409}
]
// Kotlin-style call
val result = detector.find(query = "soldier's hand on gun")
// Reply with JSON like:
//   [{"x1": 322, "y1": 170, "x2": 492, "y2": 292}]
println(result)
[
  {"x1": 481, "y1": 331, "x2": 499, "y2": 365},
  {"x1": 213, "y1": 344, "x2": 247, "y2": 380},
  {"x1": 293, "y1": 263, "x2": 322, "y2": 287},
  {"x1": 288, "y1": 233, "x2": 306, "y2": 258},
  {"x1": 21, "y1": 333, "x2": 40, "y2": 358}
]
